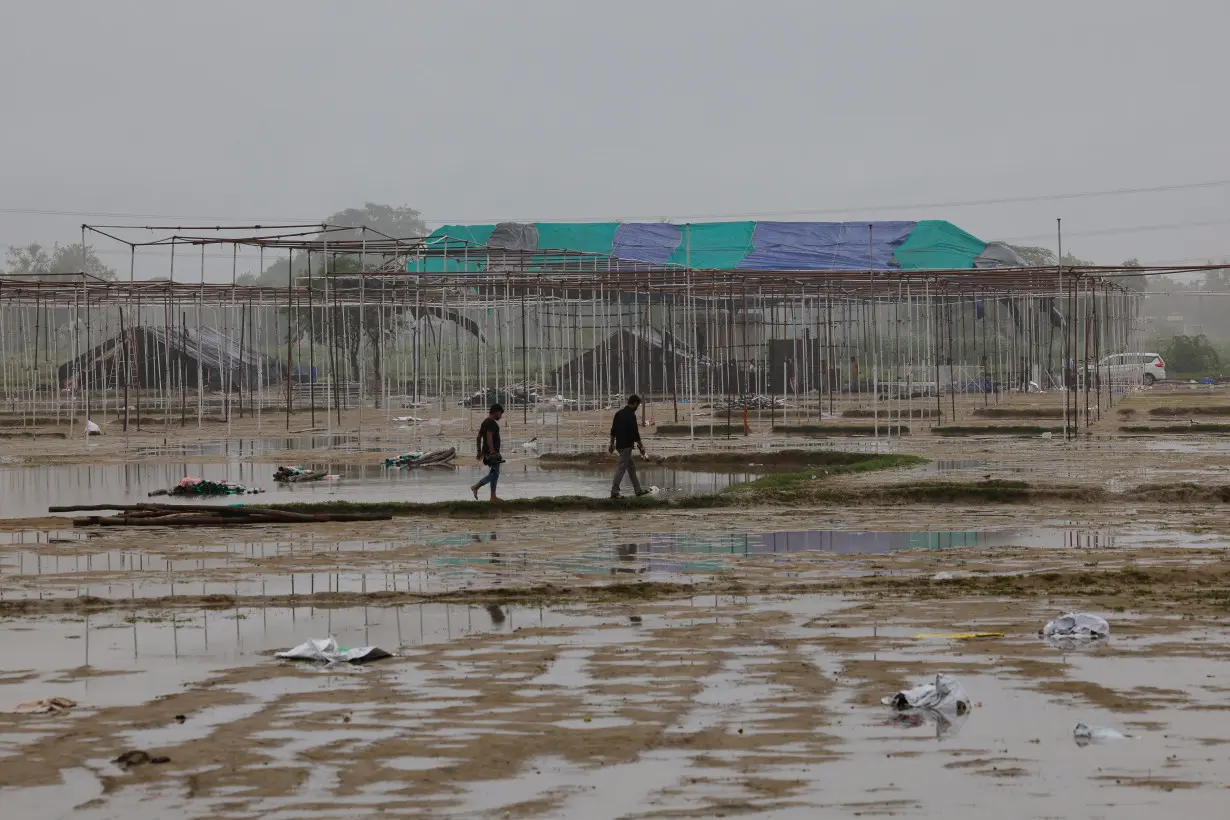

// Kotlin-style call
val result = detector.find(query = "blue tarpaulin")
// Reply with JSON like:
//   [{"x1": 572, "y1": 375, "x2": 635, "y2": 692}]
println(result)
[{"x1": 739, "y1": 221, "x2": 915, "y2": 271}]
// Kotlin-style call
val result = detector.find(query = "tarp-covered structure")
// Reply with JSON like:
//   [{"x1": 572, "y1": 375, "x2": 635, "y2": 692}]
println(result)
[
  {"x1": 552, "y1": 327, "x2": 733, "y2": 396},
  {"x1": 409, "y1": 220, "x2": 1022, "y2": 273},
  {"x1": 58, "y1": 325, "x2": 283, "y2": 392}
]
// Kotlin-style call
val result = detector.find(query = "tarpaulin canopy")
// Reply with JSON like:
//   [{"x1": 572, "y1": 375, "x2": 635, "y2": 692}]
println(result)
[{"x1": 415, "y1": 219, "x2": 999, "y2": 272}]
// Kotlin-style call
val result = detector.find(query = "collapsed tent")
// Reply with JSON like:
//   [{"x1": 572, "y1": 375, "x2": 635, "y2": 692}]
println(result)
[{"x1": 58, "y1": 325, "x2": 284, "y2": 392}]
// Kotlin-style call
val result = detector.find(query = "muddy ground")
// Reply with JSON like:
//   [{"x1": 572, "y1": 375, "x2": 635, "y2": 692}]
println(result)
[{"x1": 2, "y1": 385, "x2": 1230, "y2": 817}]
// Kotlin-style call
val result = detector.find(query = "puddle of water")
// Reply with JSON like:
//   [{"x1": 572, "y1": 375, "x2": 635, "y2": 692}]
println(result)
[
  {"x1": 0, "y1": 600, "x2": 592, "y2": 711},
  {"x1": 4, "y1": 463, "x2": 751, "y2": 519}
]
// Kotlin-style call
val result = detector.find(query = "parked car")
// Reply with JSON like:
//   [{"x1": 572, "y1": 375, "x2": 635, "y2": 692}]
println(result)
[{"x1": 1089, "y1": 352, "x2": 1166, "y2": 387}]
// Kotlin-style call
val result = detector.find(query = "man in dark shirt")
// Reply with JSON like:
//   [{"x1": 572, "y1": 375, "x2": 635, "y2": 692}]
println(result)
[
  {"x1": 608, "y1": 394, "x2": 649, "y2": 499},
  {"x1": 470, "y1": 403, "x2": 504, "y2": 501}
]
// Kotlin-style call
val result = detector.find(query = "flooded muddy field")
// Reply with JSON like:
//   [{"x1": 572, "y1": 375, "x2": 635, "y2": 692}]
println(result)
[
  {"x1": 5, "y1": 393, "x2": 1230, "y2": 816},
  {"x1": 3, "y1": 594, "x2": 1230, "y2": 818},
  {"x1": 1, "y1": 462, "x2": 753, "y2": 519}
]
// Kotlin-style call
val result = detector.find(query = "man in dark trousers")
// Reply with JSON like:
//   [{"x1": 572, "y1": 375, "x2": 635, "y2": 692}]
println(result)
[
  {"x1": 609, "y1": 394, "x2": 649, "y2": 499},
  {"x1": 470, "y1": 403, "x2": 504, "y2": 502}
]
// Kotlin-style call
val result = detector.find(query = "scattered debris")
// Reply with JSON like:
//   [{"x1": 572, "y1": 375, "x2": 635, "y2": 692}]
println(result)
[
  {"x1": 913, "y1": 632, "x2": 1003, "y2": 640},
  {"x1": 1074, "y1": 723, "x2": 1130, "y2": 746},
  {"x1": 173, "y1": 714, "x2": 186, "y2": 724},
  {"x1": 277, "y1": 637, "x2": 392, "y2": 665},
  {"x1": 114, "y1": 750, "x2": 170, "y2": 769},
  {"x1": 273, "y1": 466, "x2": 335, "y2": 483},
  {"x1": 883, "y1": 674, "x2": 971, "y2": 739},
  {"x1": 383, "y1": 447, "x2": 457, "y2": 468},
  {"x1": 14, "y1": 697, "x2": 76, "y2": 714},
  {"x1": 885, "y1": 674, "x2": 971, "y2": 716},
  {"x1": 53, "y1": 502, "x2": 390, "y2": 527},
  {"x1": 149, "y1": 477, "x2": 263, "y2": 497},
  {"x1": 712, "y1": 394, "x2": 784, "y2": 412},
  {"x1": 486, "y1": 605, "x2": 506, "y2": 624},
  {"x1": 932, "y1": 571, "x2": 954, "y2": 581},
  {"x1": 1042, "y1": 612, "x2": 1109, "y2": 644},
  {"x1": 84, "y1": 419, "x2": 102, "y2": 436}
]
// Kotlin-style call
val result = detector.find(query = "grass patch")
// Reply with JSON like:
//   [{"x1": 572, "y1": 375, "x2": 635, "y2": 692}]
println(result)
[
  {"x1": 1149, "y1": 406, "x2": 1230, "y2": 417},
  {"x1": 1121, "y1": 424, "x2": 1230, "y2": 434},
  {"x1": 842, "y1": 408, "x2": 938, "y2": 419},
  {"x1": 250, "y1": 451, "x2": 926, "y2": 517},
  {"x1": 933, "y1": 425, "x2": 1063, "y2": 436},
  {"x1": 971, "y1": 407, "x2": 1065, "y2": 419},
  {"x1": 655, "y1": 424, "x2": 743, "y2": 436},
  {"x1": 772, "y1": 424, "x2": 909, "y2": 436},
  {"x1": 540, "y1": 449, "x2": 909, "y2": 472}
]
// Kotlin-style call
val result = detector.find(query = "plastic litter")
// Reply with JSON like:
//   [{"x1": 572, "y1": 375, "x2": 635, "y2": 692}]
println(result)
[
  {"x1": 277, "y1": 637, "x2": 392, "y2": 665},
  {"x1": 84, "y1": 420, "x2": 102, "y2": 436},
  {"x1": 1042, "y1": 612, "x2": 1109, "y2": 642},
  {"x1": 932, "y1": 571, "x2": 954, "y2": 580},
  {"x1": 150, "y1": 477, "x2": 263, "y2": 497},
  {"x1": 1073, "y1": 723, "x2": 1130, "y2": 745},
  {"x1": 14, "y1": 697, "x2": 76, "y2": 714},
  {"x1": 913, "y1": 632, "x2": 1003, "y2": 640},
  {"x1": 383, "y1": 447, "x2": 456, "y2": 469},
  {"x1": 882, "y1": 674, "x2": 972, "y2": 739},
  {"x1": 884, "y1": 674, "x2": 971, "y2": 716}
]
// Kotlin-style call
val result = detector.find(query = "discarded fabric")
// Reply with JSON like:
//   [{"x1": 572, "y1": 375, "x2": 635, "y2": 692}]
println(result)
[
  {"x1": 383, "y1": 447, "x2": 456, "y2": 468},
  {"x1": 882, "y1": 674, "x2": 971, "y2": 738},
  {"x1": 14, "y1": 697, "x2": 76, "y2": 714},
  {"x1": 884, "y1": 674, "x2": 971, "y2": 717},
  {"x1": 1074, "y1": 723, "x2": 1129, "y2": 745},
  {"x1": 152, "y1": 477, "x2": 263, "y2": 497},
  {"x1": 1042, "y1": 613, "x2": 1109, "y2": 641},
  {"x1": 277, "y1": 637, "x2": 392, "y2": 665}
]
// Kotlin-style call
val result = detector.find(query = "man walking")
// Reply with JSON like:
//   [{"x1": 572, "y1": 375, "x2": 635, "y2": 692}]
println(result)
[
  {"x1": 609, "y1": 394, "x2": 649, "y2": 499},
  {"x1": 470, "y1": 403, "x2": 504, "y2": 502}
]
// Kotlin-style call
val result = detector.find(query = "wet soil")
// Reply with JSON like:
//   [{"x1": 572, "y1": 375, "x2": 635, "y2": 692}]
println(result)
[{"x1": 4, "y1": 389, "x2": 1230, "y2": 816}]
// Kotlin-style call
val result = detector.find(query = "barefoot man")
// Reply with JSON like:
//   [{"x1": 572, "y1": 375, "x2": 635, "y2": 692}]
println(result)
[
  {"x1": 609, "y1": 394, "x2": 650, "y2": 499},
  {"x1": 470, "y1": 403, "x2": 504, "y2": 502}
]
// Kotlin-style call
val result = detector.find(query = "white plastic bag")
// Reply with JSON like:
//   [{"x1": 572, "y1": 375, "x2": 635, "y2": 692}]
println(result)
[
  {"x1": 1043, "y1": 613, "x2": 1109, "y2": 641},
  {"x1": 883, "y1": 674, "x2": 971, "y2": 717},
  {"x1": 1073, "y1": 722, "x2": 1129, "y2": 745},
  {"x1": 277, "y1": 637, "x2": 391, "y2": 665}
]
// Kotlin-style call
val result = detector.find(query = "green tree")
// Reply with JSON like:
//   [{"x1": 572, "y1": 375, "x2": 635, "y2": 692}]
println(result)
[
  {"x1": 1005, "y1": 245, "x2": 1094, "y2": 267},
  {"x1": 5, "y1": 242, "x2": 117, "y2": 280},
  {"x1": 237, "y1": 203, "x2": 425, "y2": 286},
  {"x1": 1119, "y1": 257, "x2": 1146, "y2": 293},
  {"x1": 1160, "y1": 334, "x2": 1220, "y2": 374}
]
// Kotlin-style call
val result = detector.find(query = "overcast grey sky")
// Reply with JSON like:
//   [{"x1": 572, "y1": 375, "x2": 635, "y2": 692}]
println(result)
[{"x1": 2, "y1": 0, "x2": 1228, "y2": 277}]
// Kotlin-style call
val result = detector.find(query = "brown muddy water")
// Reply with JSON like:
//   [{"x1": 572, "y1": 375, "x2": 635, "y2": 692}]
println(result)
[
  {"x1": 0, "y1": 463, "x2": 754, "y2": 519},
  {"x1": 2, "y1": 595, "x2": 1228, "y2": 818}
]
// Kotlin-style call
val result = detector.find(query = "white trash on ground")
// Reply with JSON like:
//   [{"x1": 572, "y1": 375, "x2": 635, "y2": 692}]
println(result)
[
  {"x1": 1042, "y1": 613, "x2": 1110, "y2": 642},
  {"x1": 13, "y1": 698, "x2": 76, "y2": 713},
  {"x1": 84, "y1": 420, "x2": 102, "y2": 436},
  {"x1": 277, "y1": 637, "x2": 392, "y2": 665},
  {"x1": 882, "y1": 674, "x2": 972, "y2": 738},
  {"x1": 1074, "y1": 723, "x2": 1130, "y2": 745},
  {"x1": 883, "y1": 674, "x2": 971, "y2": 717}
]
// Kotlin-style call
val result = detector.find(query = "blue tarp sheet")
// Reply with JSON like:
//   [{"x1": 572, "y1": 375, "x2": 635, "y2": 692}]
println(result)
[
  {"x1": 612, "y1": 223, "x2": 683, "y2": 265},
  {"x1": 739, "y1": 221, "x2": 915, "y2": 271}
]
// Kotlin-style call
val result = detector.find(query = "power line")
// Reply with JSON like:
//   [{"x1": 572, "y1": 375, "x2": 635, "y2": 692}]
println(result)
[{"x1": 2, "y1": 176, "x2": 1230, "y2": 225}]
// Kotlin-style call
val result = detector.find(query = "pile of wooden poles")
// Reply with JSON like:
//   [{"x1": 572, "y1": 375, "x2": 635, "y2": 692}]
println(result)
[{"x1": 51, "y1": 503, "x2": 391, "y2": 527}]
